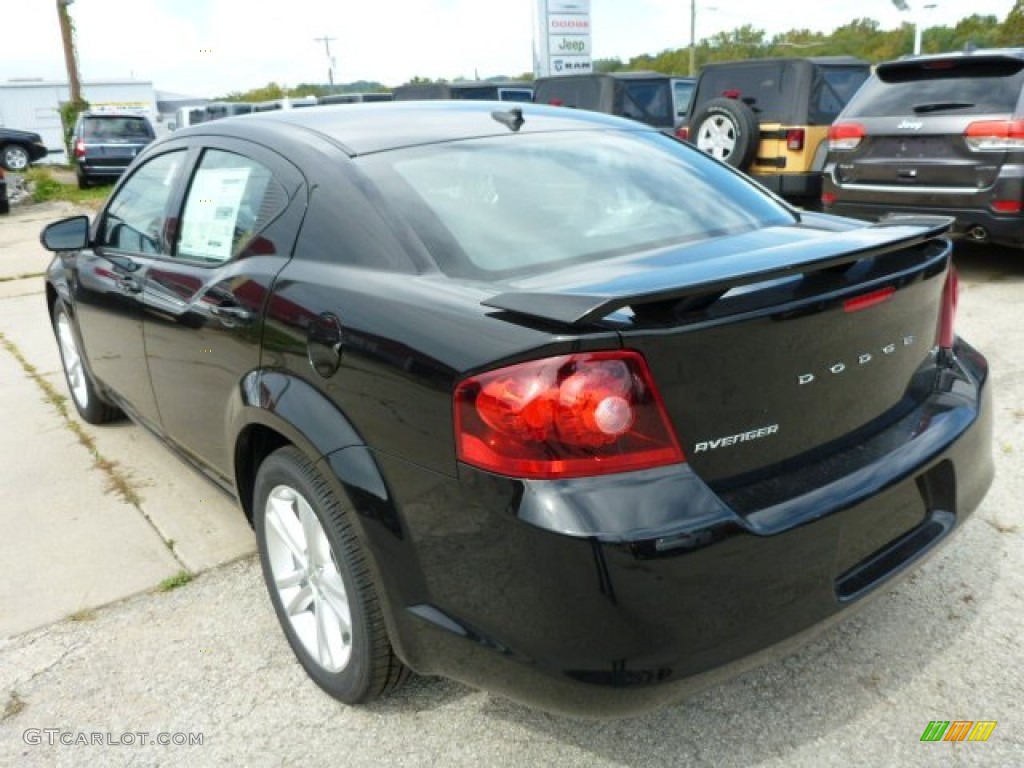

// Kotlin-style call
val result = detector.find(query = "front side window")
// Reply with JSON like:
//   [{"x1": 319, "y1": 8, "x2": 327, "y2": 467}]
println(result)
[
  {"x1": 98, "y1": 150, "x2": 185, "y2": 254},
  {"x1": 176, "y1": 149, "x2": 287, "y2": 264},
  {"x1": 358, "y1": 131, "x2": 794, "y2": 278}
]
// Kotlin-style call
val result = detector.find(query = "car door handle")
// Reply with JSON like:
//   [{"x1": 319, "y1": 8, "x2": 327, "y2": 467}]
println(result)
[
  {"x1": 209, "y1": 304, "x2": 254, "y2": 326},
  {"x1": 116, "y1": 275, "x2": 142, "y2": 293}
]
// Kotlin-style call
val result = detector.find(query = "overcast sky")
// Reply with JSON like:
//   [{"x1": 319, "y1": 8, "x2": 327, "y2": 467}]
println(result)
[{"x1": 4, "y1": 1, "x2": 1015, "y2": 97}]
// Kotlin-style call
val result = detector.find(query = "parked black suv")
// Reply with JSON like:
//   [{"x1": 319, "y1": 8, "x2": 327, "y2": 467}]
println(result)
[
  {"x1": 533, "y1": 72, "x2": 694, "y2": 135},
  {"x1": 73, "y1": 112, "x2": 157, "y2": 189},
  {"x1": 684, "y1": 57, "x2": 870, "y2": 207},
  {"x1": 822, "y1": 49, "x2": 1024, "y2": 247}
]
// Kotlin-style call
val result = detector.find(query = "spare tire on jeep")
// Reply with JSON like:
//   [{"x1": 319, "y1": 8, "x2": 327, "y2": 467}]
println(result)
[{"x1": 689, "y1": 97, "x2": 760, "y2": 170}]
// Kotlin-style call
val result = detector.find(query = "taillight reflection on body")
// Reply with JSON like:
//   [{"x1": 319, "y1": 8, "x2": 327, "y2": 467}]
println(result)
[
  {"x1": 454, "y1": 351, "x2": 684, "y2": 479},
  {"x1": 937, "y1": 268, "x2": 959, "y2": 350}
]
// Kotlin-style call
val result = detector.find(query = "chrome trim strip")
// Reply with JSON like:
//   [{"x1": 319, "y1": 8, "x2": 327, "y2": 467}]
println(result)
[{"x1": 835, "y1": 183, "x2": 981, "y2": 196}]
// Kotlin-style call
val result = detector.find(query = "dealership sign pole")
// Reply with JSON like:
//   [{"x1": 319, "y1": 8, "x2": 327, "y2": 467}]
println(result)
[{"x1": 535, "y1": 0, "x2": 592, "y2": 77}]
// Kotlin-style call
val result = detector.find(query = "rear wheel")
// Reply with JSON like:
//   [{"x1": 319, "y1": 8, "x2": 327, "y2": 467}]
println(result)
[
  {"x1": 254, "y1": 446, "x2": 409, "y2": 704},
  {"x1": 691, "y1": 97, "x2": 760, "y2": 170},
  {"x1": 52, "y1": 300, "x2": 122, "y2": 424},
  {"x1": 76, "y1": 169, "x2": 90, "y2": 190}
]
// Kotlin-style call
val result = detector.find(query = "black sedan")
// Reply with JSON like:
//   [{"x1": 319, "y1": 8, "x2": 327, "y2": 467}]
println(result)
[
  {"x1": 1, "y1": 127, "x2": 49, "y2": 171},
  {"x1": 39, "y1": 102, "x2": 993, "y2": 717}
]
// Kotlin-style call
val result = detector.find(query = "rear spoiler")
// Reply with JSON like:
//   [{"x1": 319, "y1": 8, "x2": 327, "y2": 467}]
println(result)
[{"x1": 482, "y1": 217, "x2": 952, "y2": 326}]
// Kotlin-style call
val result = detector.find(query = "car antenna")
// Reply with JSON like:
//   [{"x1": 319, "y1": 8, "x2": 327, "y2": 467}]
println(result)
[{"x1": 491, "y1": 107, "x2": 524, "y2": 132}]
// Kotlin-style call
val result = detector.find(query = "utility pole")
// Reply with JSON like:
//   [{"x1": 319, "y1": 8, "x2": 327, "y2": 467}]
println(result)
[
  {"x1": 56, "y1": 0, "x2": 82, "y2": 103},
  {"x1": 314, "y1": 34, "x2": 337, "y2": 87},
  {"x1": 689, "y1": 0, "x2": 696, "y2": 76}
]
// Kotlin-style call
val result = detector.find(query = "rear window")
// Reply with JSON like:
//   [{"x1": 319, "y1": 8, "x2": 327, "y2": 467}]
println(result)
[
  {"x1": 696, "y1": 63, "x2": 788, "y2": 121},
  {"x1": 82, "y1": 116, "x2": 154, "y2": 140},
  {"x1": 357, "y1": 131, "x2": 793, "y2": 278},
  {"x1": 845, "y1": 58, "x2": 1024, "y2": 117}
]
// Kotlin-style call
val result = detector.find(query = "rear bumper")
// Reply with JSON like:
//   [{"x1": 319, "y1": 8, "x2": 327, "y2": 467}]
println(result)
[
  {"x1": 752, "y1": 171, "x2": 822, "y2": 201},
  {"x1": 822, "y1": 167, "x2": 1024, "y2": 246},
  {"x1": 345, "y1": 341, "x2": 992, "y2": 717},
  {"x1": 825, "y1": 199, "x2": 1024, "y2": 247},
  {"x1": 76, "y1": 160, "x2": 131, "y2": 180}
]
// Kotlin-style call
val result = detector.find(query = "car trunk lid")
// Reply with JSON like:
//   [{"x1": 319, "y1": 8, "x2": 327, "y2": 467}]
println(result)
[{"x1": 485, "y1": 218, "x2": 952, "y2": 486}]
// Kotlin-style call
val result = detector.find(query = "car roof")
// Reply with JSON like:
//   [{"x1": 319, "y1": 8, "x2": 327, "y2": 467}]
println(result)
[
  {"x1": 701, "y1": 56, "x2": 868, "y2": 70},
  {"x1": 537, "y1": 71, "x2": 675, "y2": 82},
  {"x1": 172, "y1": 100, "x2": 651, "y2": 156}
]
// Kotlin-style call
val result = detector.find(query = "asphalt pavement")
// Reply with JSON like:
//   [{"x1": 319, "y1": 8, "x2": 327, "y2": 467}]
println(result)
[{"x1": 0, "y1": 201, "x2": 1021, "y2": 767}]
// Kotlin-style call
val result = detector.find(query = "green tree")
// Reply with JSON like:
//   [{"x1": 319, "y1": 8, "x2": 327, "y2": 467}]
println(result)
[{"x1": 998, "y1": 0, "x2": 1024, "y2": 45}]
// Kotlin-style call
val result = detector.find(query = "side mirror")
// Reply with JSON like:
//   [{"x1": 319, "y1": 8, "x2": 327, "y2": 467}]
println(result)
[{"x1": 40, "y1": 215, "x2": 90, "y2": 252}]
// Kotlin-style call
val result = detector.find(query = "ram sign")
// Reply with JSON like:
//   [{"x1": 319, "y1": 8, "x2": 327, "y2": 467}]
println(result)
[{"x1": 535, "y1": 0, "x2": 592, "y2": 77}]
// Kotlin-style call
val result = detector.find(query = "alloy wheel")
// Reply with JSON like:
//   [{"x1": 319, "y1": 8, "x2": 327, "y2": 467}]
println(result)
[
  {"x1": 56, "y1": 310, "x2": 89, "y2": 409},
  {"x1": 264, "y1": 484, "x2": 353, "y2": 673}
]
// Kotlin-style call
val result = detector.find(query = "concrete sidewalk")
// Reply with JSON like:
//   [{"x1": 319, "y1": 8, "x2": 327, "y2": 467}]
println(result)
[{"x1": 0, "y1": 202, "x2": 254, "y2": 638}]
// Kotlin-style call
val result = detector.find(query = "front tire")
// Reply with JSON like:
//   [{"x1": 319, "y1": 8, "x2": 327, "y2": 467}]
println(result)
[
  {"x1": 254, "y1": 446, "x2": 409, "y2": 704},
  {"x1": 52, "y1": 300, "x2": 122, "y2": 424},
  {"x1": 2, "y1": 144, "x2": 30, "y2": 172}
]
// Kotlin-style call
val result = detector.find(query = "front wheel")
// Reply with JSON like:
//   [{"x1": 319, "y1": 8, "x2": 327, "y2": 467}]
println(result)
[
  {"x1": 52, "y1": 300, "x2": 122, "y2": 424},
  {"x1": 2, "y1": 144, "x2": 30, "y2": 172},
  {"x1": 254, "y1": 446, "x2": 409, "y2": 704}
]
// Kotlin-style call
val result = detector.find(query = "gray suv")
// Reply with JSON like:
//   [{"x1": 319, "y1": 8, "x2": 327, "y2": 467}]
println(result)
[
  {"x1": 73, "y1": 112, "x2": 156, "y2": 189},
  {"x1": 822, "y1": 49, "x2": 1024, "y2": 247}
]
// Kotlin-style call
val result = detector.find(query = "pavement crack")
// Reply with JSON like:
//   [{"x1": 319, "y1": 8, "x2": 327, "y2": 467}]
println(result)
[{"x1": 0, "y1": 331, "x2": 191, "y2": 573}]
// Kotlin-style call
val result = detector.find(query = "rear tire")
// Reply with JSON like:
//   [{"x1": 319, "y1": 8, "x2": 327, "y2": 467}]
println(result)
[
  {"x1": 76, "y1": 169, "x2": 90, "y2": 190},
  {"x1": 254, "y1": 446, "x2": 410, "y2": 704},
  {"x1": 52, "y1": 300, "x2": 123, "y2": 424},
  {"x1": 690, "y1": 97, "x2": 760, "y2": 170}
]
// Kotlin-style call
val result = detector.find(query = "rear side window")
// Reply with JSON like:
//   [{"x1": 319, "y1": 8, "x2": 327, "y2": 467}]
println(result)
[
  {"x1": 810, "y1": 67, "x2": 870, "y2": 124},
  {"x1": 357, "y1": 131, "x2": 793, "y2": 278},
  {"x1": 845, "y1": 58, "x2": 1024, "y2": 117},
  {"x1": 621, "y1": 81, "x2": 672, "y2": 123},
  {"x1": 176, "y1": 149, "x2": 288, "y2": 264}
]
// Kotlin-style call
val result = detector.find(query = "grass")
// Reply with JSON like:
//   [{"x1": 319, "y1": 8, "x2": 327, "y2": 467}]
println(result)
[
  {"x1": 157, "y1": 571, "x2": 194, "y2": 593},
  {"x1": 24, "y1": 166, "x2": 110, "y2": 210},
  {"x1": 2, "y1": 691, "x2": 26, "y2": 721}
]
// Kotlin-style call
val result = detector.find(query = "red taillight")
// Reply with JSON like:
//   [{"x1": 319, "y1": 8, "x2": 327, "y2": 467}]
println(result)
[
  {"x1": 844, "y1": 286, "x2": 895, "y2": 313},
  {"x1": 548, "y1": 99, "x2": 564, "y2": 106},
  {"x1": 722, "y1": 89, "x2": 741, "y2": 99},
  {"x1": 937, "y1": 268, "x2": 959, "y2": 350},
  {"x1": 991, "y1": 199, "x2": 1022, "y2": 213},
  {"x1": 828, "y1": 122, "x2": 865, "y2": 151},
  {"x1": 454, "y1": 351, "x2": 685, "y2": 479},
  {"x1": 821, "y1": 191, "x2": 836, "y2": 207},
  {"x1": 964, "y1": 119, "x2": 1024, "y2": 151},
  {"x1": 676, "y1": 126, "x2": 689, "y2": 141},
  {"x1": 74, "y1": 138, "x2": 86, "y2": 158},
  {"x1": 786, "y1": 128, "x2": 805, "y2": 151}
]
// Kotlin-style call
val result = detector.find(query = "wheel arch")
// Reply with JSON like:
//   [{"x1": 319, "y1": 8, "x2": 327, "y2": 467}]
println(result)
[{"x1": 231, "y1": 370, "x2": 396, "y2": 532}]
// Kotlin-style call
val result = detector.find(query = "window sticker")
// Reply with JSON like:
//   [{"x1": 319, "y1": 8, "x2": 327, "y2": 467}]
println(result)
[{"x1": 179, "y1": 167, "x2": 252, "y2": 261}]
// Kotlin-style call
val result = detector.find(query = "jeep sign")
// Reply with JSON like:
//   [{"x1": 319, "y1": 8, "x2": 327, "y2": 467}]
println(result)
[{"x1": 535, "y1": 0, "x2": 592, "y2": 78}]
